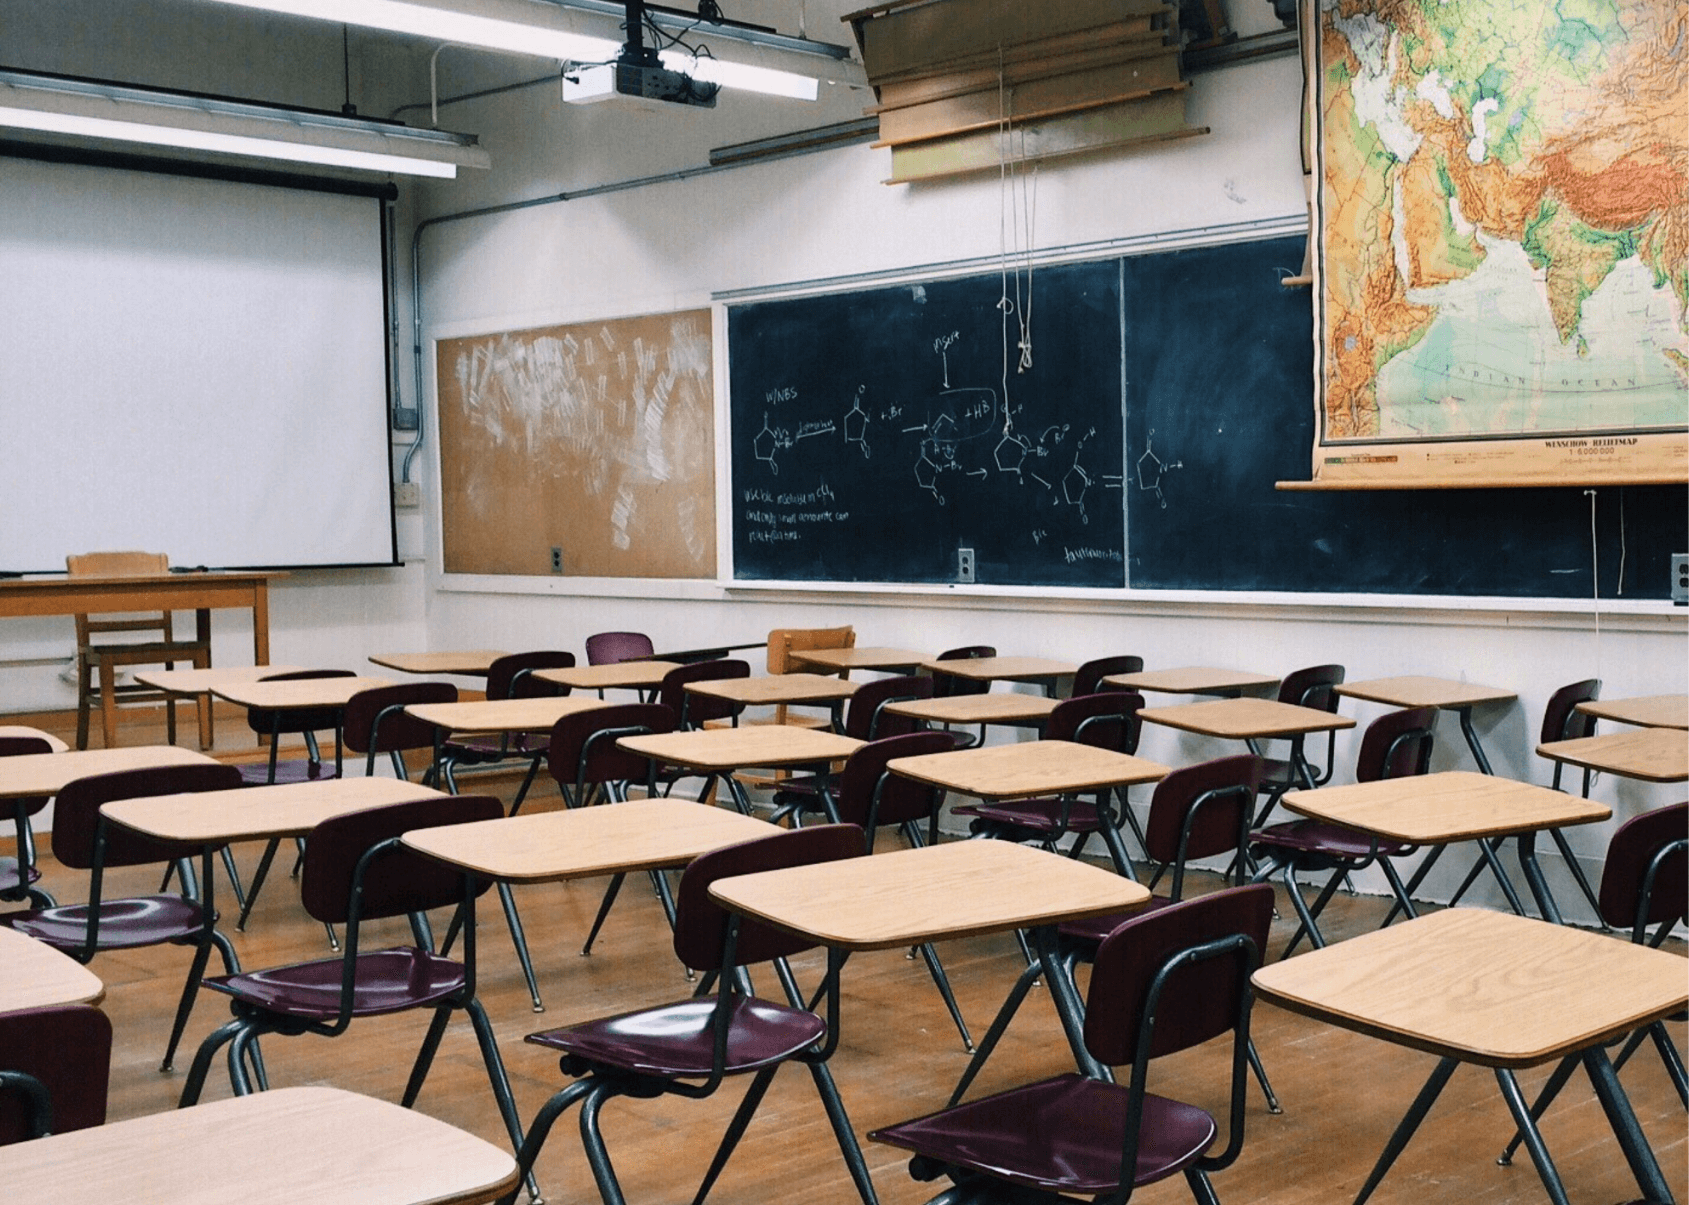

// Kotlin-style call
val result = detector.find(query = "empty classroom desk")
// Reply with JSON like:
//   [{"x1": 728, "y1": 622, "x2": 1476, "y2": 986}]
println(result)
[
  {"x1": 1102, "y1": 666, "x2": 1279, "y2": 697},
  {"x1": 1252, "y1": 908, "x2": 1686, "y2": 1205},
  {"x1": 1537, "y1": 727, "x2": 1688, "y2": 785},
  {"x1": 133, "y1": 664, "x2": 304, "y2": 749},
  {"x1": 369, "y1": 650, "x2": 509, "y2": 676},
  {"x1": 1575, "y1": 694, "x2": 1689, "y2": 731},
  {"x1": 10, "y1": 1086, "x2": 519, "y2": 1203},
  {"x1": 1336, "y1": 675, "x2": 1517, "y2": 774},
  {"x1": 0, "y1": 926, "x2": 104, "y2": 1010}
]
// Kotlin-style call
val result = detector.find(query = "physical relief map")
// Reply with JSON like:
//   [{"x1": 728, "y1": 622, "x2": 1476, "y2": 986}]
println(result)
[{"x1": 1313, "y1": 0, "x2": 1687, "y2": 485}]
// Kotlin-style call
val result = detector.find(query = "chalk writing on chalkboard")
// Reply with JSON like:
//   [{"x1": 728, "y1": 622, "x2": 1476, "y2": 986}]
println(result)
[{"x1": 728, "y1": 260, "x2": 1125, "y2": 587}]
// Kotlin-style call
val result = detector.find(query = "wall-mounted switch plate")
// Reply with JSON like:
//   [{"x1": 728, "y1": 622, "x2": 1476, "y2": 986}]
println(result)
[{"x1": 956, "y1": 547, "x2": 975, "y2": 584}]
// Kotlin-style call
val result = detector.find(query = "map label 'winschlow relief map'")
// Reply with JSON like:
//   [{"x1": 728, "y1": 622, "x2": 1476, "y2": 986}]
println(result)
[{"x1": 1312, "y1": 0, "x2": 1687, "y2": 485}]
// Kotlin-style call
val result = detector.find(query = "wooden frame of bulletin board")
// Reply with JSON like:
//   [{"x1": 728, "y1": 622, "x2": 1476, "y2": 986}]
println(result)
[{"x1": 436, "y1": 308, "x2": 717, "y2": 579}]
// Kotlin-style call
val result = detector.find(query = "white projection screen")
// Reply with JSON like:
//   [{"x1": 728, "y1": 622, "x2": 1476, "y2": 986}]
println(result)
[{"x1": 0, "y1": 151, "x2": 396, "y2": 571}]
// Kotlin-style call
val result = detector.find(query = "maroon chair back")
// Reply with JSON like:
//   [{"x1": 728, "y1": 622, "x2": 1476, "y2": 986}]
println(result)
[
  {"x1": 658, "y1": 659, "x2": 750, "y2": 728},
  {"x1": 673, "y1": 824, "x2": 864, "y2": 971},
  {"x1": 1598, "y1": 801, "x2": 1688, "y2": 937},
  {"x1": 0, "y1": 1004, "x2": 111, "y2": 1144},
  {"x1": 1542, "y1": 679, "x2": 1601, "y2": 743},
  {"x1": 1084, "y1": 883, "x2": 1274, "y2": 1067},
  {"x1": 1072, "y1": 655, "x2": 1143, "y2": 698},
  {"x1": 244, "y1": 668, "x2": 356, "y2": 737},
  {"x1": 844, "y1": 674, "x2": 934, "y2": 740},
  {"x1": 931, "y1": 645, "x2": 994, "y2": 698},
  {"x1": 1277, "y1": 664, "x2": 1345, "y2": 712},
  {"x1": 833, "y1": 731, "x2": 960, "y2": 831},
  {"x1": 1355, "y1": 707, "x2": 1436, "y2": 783},
  {"x1": 585, "y1": 631, "x2": 655, "y2": 666},
  {"x1": 49, "y1": 763, "x2": 244, "y2": 870},
  {"x1": 1143, "y1": 754, "x2": 1263, "y2": 872},
  {"x1": 487, "y1": 651, "x2": 575, "y2": 701},
  {"x1": 1046, "y1": 691, "x2": 1144, "y2": 755},
  {"x1": 342, "y1": 682, "x2": 457, "y2": 756},
  {"x1": 547, "y1": 703, "x2": 676, "y2": 789},
  {"x1": 300, "y1": 795, "x2": 503, "y2": 925},
  {"x1": 0, "y1": 736, "x2": 53, "y2": 821}
]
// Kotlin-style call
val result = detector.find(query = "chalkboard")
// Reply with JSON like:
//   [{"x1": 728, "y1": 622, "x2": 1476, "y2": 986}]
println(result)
[
  {"x1": 1122, "y1": 236, "x2": 1688, "y2": 598},
  {"x1": 727, "y1": 236, "x2": 1686, "y2": 597},
  {"x1": 728, "y1": 260, "x2": 1125, "y2": 586}
]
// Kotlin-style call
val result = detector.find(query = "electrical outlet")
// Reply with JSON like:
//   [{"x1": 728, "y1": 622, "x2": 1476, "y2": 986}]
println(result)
[
  {"x1": 956, "y1": 547, "x2": 975, "y2": 584},
  {"x1": 392, "y1": 482, "x2": 421, "y2": 509},
  {"x1": 550, "y1": 546, "x2": 564, "y2": 574},
  {"x1": 1673, "y1": 553, "x2": 1688, "y2": 605}
]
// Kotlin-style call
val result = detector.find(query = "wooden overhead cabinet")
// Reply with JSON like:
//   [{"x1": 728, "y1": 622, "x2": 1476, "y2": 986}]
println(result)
[{"x1": 845, "y1": 0, "x2": 1209, "y2": 182}]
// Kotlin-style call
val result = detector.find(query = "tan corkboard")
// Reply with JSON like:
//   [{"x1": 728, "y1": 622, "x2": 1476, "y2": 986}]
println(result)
[{"x1": 437, "y1": 309, "x2": 717, "y2": 578}]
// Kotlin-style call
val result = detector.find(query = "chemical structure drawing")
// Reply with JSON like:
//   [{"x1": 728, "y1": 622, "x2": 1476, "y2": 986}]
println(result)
[
  {"x1": 753, "y1": 412, "x2": 793, "y2": 475},
  {"x1": 1136, "y1": 431, "x2": 1184, "y2": 509},
  {"x1": 843, "y1": 388, "x2": 870, "y2": 459}
]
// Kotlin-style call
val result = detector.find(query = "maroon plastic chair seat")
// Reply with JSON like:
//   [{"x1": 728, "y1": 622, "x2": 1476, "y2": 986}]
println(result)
[
  {"x1": 1247, "y1": 819, "x2": 1413, "y2": 862},
  {"x1": 876, "y1": 1072, "x2": 1216, "y2": 1195},
  {"x1": 1250, "y1": 707, "x2": 1436, "y2": 953},
  {"x1": 871, "y1": 886, "x2": 1273, "y2": 1205},
  {"x1": 504, "y1": 825, "x2": 878, "y2": 1205},
  {"x1": 204, "y1": 947, "x2": 468, "y2": 1021},
  {"x1": 2, "y1": 762, "x2": 246, "y2": 1074},
  {"x1": 529, "y1": 995, "x2": 826, "y2": 1078},
  {"x1": 179, "y1": 794, "x2": 530, "y2": 1197},
  {"x1": 10, "y1": 894, "x2": 210, "y2": 950},
  {"x1": 963, "y1": 795, "x2": 1115, "y2": 832},
  {"x1": 951, "y1": 756, "x2": 1279, "y2": 1114},
  {"x1": 0, "y1": 1004, "x2": 112, "y2": 1144},
  {"x1": 955, "y1": 692, "x2": 1147, "y2": 876}
]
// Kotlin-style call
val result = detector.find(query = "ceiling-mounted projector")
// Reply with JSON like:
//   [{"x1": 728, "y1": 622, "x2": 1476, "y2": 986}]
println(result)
[{"x1": 562, "y1": 0, "x2": 719, "y2": 108}]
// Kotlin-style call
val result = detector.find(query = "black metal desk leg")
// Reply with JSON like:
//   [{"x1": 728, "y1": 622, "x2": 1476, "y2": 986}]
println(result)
[
  {"x1": 1516, "y1": 831, "x2": 1565, "y2": 925},
  {"x1": 1352, "y1": 1055, "x2": 1459, "y2": 1205},
  {"x1": 1583, "y1": 1045, "x2": 1677, "y2": 1204},
  {"x1": 1032, "y1": 924, "x2": 1104, "y2": 1080},
  {"x1": 1494, "y1": 1067, "x2": 1573, "y2": 1205},
  {"x1": 1455, "y1": 706, "x2": 1494, "y2": 775}
]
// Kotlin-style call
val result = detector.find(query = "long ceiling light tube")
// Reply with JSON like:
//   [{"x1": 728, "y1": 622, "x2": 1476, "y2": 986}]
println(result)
[
  {"x1": 199, "y1": 0, "x2": 851, "y2": 97},
  {"x1": 0, "y1": 69, "x2": 489, "y2": 177}
]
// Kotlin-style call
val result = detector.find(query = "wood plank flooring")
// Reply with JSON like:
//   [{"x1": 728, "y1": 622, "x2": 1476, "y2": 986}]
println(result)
[{"x1": 8, "y1": 709, "x2": 1686, "y2": 1204}]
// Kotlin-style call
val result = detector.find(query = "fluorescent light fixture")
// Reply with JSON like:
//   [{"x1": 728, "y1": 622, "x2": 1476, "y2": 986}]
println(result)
[
  {"x1": 0, "y1": 70, "x2": 491, "y2": 177},
  {"x1": 207, "y1": 0, "x2": 620, "y2": 62},
  {"x1": 202, "y1": 0, "x2": 833, "y2": 98},
  {"x1": 671, "y1": 54, "x2": 818, "y2": 101},
  {"x1": 0, "y1": 105, "x2": 459, "y2": 176}
]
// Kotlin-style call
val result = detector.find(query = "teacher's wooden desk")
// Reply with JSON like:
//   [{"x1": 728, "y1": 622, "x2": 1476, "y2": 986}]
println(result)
[
  {"x1": 9, "y1": 1086, "x2": 520, "y2": 1204},
  {"x1": 0, "y1": 571, "x2": 279, "y2": 663}
]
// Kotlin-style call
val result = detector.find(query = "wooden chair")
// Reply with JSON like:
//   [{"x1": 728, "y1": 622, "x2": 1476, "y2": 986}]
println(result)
[
  {"x1": 764, "y1": 625, "x2": 856, "y2": 728},
  {"x1": 66, "y1": 552, "x2": 210, "y2": 750}
]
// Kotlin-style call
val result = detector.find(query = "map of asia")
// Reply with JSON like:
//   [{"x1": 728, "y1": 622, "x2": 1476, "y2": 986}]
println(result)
[{"x1": 1312, "y1": 0, "x2": 1687, "y2": 486}]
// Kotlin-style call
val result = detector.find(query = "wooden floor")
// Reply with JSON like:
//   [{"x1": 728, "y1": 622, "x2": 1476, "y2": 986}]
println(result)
[{"x1": 14, "y1": 707, "x2": 1689, "y2": 1204}]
